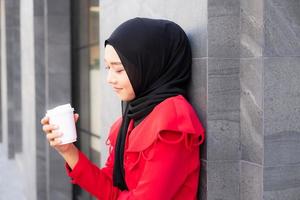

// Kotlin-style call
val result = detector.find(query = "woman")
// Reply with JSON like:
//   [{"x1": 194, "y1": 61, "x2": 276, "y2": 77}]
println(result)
[{"x1": 41, "y1": 17, "x2": 205, "y2": 200}]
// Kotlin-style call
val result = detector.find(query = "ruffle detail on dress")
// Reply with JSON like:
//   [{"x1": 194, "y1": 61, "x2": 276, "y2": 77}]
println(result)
[{"x1": 126, "y1": 95, "x2": 205, "y2": 152}]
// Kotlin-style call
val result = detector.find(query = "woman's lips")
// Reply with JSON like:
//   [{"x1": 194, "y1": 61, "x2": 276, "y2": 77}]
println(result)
[{"x1": 113, "y1": 87, "x2": 122, "y2": 92}]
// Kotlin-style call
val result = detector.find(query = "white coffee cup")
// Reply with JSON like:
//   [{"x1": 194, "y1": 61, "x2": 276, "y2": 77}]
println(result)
[{"x1": 46, "y1": 103, "x2": 77, "y2": 145}]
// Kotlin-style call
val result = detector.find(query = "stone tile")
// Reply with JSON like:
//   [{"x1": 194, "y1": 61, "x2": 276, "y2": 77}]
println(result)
[
  {"x1": 159, "y1": 0, "x2": 206, "y2": 58},
  {"x1": 240, "y1": 161, "x2": 263, "y2": 200},
  {"x1": 207, "y1": 58, "x2": 240, "y2": 161},
  {"x1": 265, "y1": 131, "x2": 300, "y2": 167},
  {"x1": 0, "y1": 144, "x2": 26, "y2": 200},
  {"x1": 240, "y1": 58, "x2": 263, "y2": 164},
  {"x1": 189, "y1": 58, "x2": 207, "y2": 160},
  {"x1": 5, "y1": 0, "x2": 19, "y2": 9},
  {"x1": 47, "y1": 44, "x2": 71, "y2": 74},
  {"x1": 34, "y1": 0, "x2": 44, "y2": 16},
  {"x1": 264, "y1": 165, "x2": 300, "y2": 192},
  {"x1": 76, "y1": 48, "x2": 91, "y2": 131},
  {"x1": 34, "y1": 17, "x2": 45, "y2": 44},
  {"x1": 207, "y1": 160, "x2": 240, "y2": 200},
  {"x1": 264, "y1": 187, "x2": 300, "y2": 200},
  {"x1": 264, "y1": 0, "x2": 300, "y2": 57},
  {"x1": 48, "y1": 15, "x2": 70, "y2": 45},
  {"x1": 35, "y1": 58, "x2": 47, "y2": 199},
  {"x1": 264, "y1": 57, "x2": 300, "y2": 137},
  {"x1": 240, "y1": 58, "x2": 263, "y2": 108},
  {"x1": 48, "y1": 73, "x2": 71, "y2": 107},
  {"x1": 49, "y1": 148, "x2": 72, "y2": 200},
  {"x1": 71, "y1": 0, "x2": 89, "y2": 48},
  {"x1": 240, "y1": 0, "x2": 263, "y2": 57},
  {"x1": 47, "y1": 0, "x2": 70, "y2": 16},
  {"x1": 208, "y1": 0, "x2": 240, "y2": 58}
]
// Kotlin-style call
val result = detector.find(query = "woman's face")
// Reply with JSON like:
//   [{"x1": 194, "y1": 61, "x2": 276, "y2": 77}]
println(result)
[{"x1": 104, "y1": 45, "x2": 136, "y2": 101}]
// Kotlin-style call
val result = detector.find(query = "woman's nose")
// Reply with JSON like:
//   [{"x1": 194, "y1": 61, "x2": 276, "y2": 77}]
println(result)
[{"x1": 106, "y1": 70, "x2": 117, "y2": 84}]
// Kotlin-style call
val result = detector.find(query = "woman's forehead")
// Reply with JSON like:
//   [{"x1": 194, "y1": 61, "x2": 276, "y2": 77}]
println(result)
[{"x1": 104, "y1": 45, "x2": 122, "y2": 63}]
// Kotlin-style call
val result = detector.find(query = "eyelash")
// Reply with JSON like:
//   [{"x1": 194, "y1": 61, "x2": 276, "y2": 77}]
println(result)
[
  {"x1": 105, "y1": 66, "x2": 124, "y2": 73},
  {"x1": 116, "y1": 69, "x2": 124, "y2": 73}
]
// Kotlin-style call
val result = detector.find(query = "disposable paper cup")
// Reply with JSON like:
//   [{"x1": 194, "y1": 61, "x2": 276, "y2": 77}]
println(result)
[{"x1": 46, "y1": 104, "x2": 77, "y2": 145}]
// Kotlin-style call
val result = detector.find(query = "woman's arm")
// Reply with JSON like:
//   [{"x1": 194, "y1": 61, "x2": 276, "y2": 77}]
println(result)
[
  {"x1": 58, "y1": 144, "x2": 79, "y2": 169},
  {"x1": 41, "y1": 114, "x2": 120, "y2": 199},
  {"x1": 65, "y1": 148, "x2": 120, "y2": 199}
]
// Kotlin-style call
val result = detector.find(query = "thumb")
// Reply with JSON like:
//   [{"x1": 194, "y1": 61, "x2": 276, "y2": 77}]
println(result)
[{"x1": 74, "y1": 113, "x2": 79, "y2": 123}]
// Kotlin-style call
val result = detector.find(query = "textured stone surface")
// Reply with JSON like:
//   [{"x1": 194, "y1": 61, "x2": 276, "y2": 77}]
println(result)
[
  {"x1": 240, "y1": 161, "x2": 263, "y2": 200},
  {"x1": 208, "y1": 0, "x2": 240, "y2": 58},
  {"x1": 207, "y1": 161, "x2": 240, "y2": 200},
  {"x1": 264, "y1": 187, "x2": 300, "y2": 200},
  {"x1": 264, "y1": 57, "x2": 300, "y2": 137},
  {"x1": 240, "y1": 58, "x2": 263, "y2": 164},
  {"x1": 264, "y1": 165, "x2": 300, "y2": 192},
  {"x1": 240, "y1": 0, "x2": 263, "y2": 57},
  {"x1": 207, "y1": 58, "x2": 240, "y2": 161},
  {"x1": 264, "y1": 0, "x2": 300, "y2": 57},
  {"x1": 47, "y1": 0, "x2": 70, "y2": 16},
  {"x1": 0, "y1": 144, "x2": 26, "y2": 200},
  {"x1": 5, "y1": 0, "x2": 22, "y2": 158},
  {"x1": 34, "y1": 6, "x2": 47, "y2": 200},
  {"x1": 263, "y1": 57, "x2": 300, "y2": 199},
  {"x1": 48, "y1": 15, "x2": 70, "y2": 45},
  {"x1": 20, "y1": 1, "x2": 37, "y2": 199}
]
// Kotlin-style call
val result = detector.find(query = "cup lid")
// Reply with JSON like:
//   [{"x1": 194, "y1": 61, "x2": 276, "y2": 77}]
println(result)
[{"x1": 46, "y1": 103, "x2": 74, "y2": 116}]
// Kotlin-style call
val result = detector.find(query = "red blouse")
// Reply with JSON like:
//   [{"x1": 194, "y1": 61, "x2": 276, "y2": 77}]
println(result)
[{"x1": 65, "y1": 95, "x2": 205, "y2": 200}]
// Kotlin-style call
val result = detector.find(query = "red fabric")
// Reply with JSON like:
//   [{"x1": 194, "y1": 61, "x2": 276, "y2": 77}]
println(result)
[{"x1": 65, "y1": 95, "x2": 205, "y2": 200}]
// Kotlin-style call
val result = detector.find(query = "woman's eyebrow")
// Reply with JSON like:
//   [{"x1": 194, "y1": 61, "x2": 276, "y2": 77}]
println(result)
[
  {"x1": 110, "y1": 62, "x2": 122, "y2": 65},
  {"x1": 104, "y1": 59, "x2": 122, "y2": 66}
]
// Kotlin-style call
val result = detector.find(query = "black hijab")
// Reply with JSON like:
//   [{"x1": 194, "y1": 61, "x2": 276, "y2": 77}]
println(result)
[{"x1": 105, "y1": 17, "x2": 192, "y2": 190}]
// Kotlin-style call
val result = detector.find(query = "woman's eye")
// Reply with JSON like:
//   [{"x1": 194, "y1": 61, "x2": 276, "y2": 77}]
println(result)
[{"x1": 116, "y1": 69, "x2": 124, "y2": 73}]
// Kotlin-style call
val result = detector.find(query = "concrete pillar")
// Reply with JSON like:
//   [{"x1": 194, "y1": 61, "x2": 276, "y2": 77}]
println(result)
[
  {"x1": 2, "y1": 0, "x2": 22, "y2": 158},
  {"x1": 263, "y1": 0, "x2": 300, "y2": 199},
  {"x1": 0, "y1": 0, "x2": 7, "y2": 148},
  {"x1": 20, "y1": 0, "x2": 36, "y2": 199},
  {"x1": 46, "y1": 0, "x2": 72, "y2": 199},
  {"x1": 19, "y1": 0, "x2": 72, "y2": 199}
]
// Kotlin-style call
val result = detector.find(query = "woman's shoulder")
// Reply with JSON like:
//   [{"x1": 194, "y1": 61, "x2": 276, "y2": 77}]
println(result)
[
  {"x1": 127, "y1": 95, "x2": 205, "y2": 151},
  {"x1": 150, "y1": 95, "x2": 204, "y2": 132}
]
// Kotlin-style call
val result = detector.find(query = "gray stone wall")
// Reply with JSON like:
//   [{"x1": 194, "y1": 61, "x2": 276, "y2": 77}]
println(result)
[
  {"x1": 263, "y1": 0, "x2": 300, "y2": 199},
  {"x1": 240, "y1": 0, "x2": 264, "y2": 199},
  {"x1": 4, "y1": 0, "x2": 22, "y2": 158},
  {"x1": 101, "y1": 0, "x2": 300, "y2": 200},
  {"x1": 46, "y1": 0, "x2": 72, "y2": 199},
  {"x1": 2, "y1": 0, "x2": 72, "y2": 199},
  {"x1": 20, "y1": 0, "x2": 36, "y2": 199},
  {"x1": 0, "y1": 0, "x2": 299, "y2": 199}
]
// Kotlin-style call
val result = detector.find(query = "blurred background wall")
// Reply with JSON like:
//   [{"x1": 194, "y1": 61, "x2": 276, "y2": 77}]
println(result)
[{"x1": 0, "y1": 0, "x2": 300, "y2": 200}]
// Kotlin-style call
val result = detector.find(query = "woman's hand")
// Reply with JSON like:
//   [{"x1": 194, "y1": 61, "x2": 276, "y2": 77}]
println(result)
[{"x1": 40, "y1": 113, "x2": 79, "y2": 154}]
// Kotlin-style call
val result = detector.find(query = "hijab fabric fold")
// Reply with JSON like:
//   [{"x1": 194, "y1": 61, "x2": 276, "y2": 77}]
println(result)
[{"x1": 105, "y1": 18, "x2": 192, "y2": 190}]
